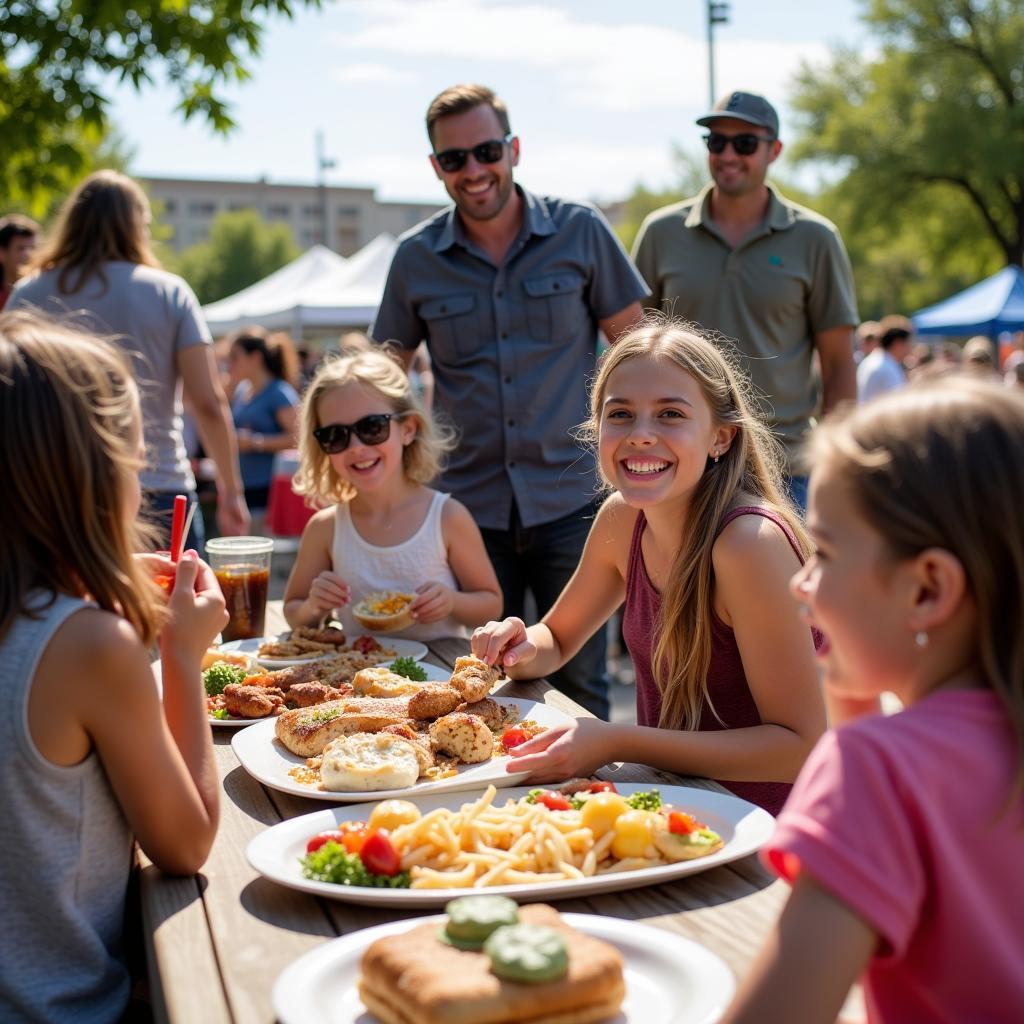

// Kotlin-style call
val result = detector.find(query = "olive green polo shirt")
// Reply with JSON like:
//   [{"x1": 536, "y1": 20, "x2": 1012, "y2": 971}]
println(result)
[{"x1": 632, "y1": 184, "x2": 857, "y2": 462}]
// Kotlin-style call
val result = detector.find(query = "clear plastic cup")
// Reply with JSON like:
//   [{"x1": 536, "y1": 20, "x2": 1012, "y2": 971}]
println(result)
[{"x1": 205, "y1": 537, "x2": 274, "y2": 641}]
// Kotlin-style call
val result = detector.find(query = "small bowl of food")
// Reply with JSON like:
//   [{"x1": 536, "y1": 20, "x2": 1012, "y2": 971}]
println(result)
[{"x1": 352, "y1": 591, "x2": 416, "y2": 633}]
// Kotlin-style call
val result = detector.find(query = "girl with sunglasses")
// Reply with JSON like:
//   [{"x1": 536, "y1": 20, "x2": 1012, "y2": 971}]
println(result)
[
  {"x1": 283, "y1": 348, "x2": 502, "y2": 640},
  {"x1": 0, "y1": 312, "x2": 224, "y2": 1022},
  {"x1": 471, "y1": 318, "x2": 825, "y2": 814}
]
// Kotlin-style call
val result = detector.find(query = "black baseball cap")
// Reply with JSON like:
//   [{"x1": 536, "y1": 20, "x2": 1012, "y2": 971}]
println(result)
[{"x1": 696, "y1": 91, "x2": 779, "y2": 136}]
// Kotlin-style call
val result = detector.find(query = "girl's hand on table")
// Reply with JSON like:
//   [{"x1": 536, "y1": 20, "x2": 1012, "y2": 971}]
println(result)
[
  {"x1": 504, "y1": 717, "x2": 616, "y2": 783},
  {"x1": 411, "y1": 581, "x2": 455, "y2": 623},
  {"x1": 162, "y1": 551, "x2": 228, "y2": 663},
  {"x1": 471, "y1": 616, "x2": 536, "y2": 669},
  {"x1": 308, "y1": 571, "x2": 350, "y2": 615}
]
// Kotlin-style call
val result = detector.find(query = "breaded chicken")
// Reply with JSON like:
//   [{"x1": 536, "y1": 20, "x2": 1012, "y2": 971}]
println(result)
[
  {"x1": 407, "y1": 684, "x2": 463, "y2": 721},
  {"x1": 448, "y1": 656, "x2": 501, "y2": 704},
  {"x1": 291, "y1": 624, "x2": 347, "y2": 647},
  {"x1": 454, "y1": 697, "x2": 516, "y2": 731},
  {"x1": 275, "y1": 697, "x2": 415, "y2": 757},
  {"x1": 379, "y1": 723, "x2": 435, "y2": 776},
  {"x1": 286, "y1": 680, "x2": 351, "y2": 708},
  {"x1": 223, "y1": 683, "x2": 286, "y2": 719},
  {"x1": 428, "y1": 712, "x2": 493, "y2": 764}
]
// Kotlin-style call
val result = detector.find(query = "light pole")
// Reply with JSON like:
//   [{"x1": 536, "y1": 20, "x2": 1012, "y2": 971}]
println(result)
[
  {"x1": 315, "y1": 130, "x2": 337, "y2": 249},
  {"x1": 707, "y1": 1, "x2": 730, "y2": 106}
]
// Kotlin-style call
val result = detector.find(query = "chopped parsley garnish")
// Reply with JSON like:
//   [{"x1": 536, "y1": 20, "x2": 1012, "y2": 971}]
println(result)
[
  {"x1": 389, "y1": 656, "x2": 428, "y2": 681},
  {"x1": 300, "y1": 842, "x2": 411, "y2": 888},
  {"x1": 303, "y1": 707, "x2": 344, "y2": 725},
  {"x1": 625, "y1": 789, "x2": 662, "y2": 811}
]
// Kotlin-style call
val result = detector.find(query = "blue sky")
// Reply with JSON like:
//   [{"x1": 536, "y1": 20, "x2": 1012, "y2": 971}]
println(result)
[{"x1": 110, "y1": 0, "x2": 867, "y2": 204}]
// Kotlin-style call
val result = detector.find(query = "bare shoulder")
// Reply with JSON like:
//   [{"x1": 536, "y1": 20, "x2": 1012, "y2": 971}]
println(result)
[
  {"x1": 713, "y1": 507, "x2": 803, "y2": 581},
  {"x1": 589, "y1": 493, "x2": 639, "y2": 569},
  {"x1": 303, "y1": 505, "x2": 337, "y2": 542},
  {"x1": 440, "y1": 494, "x2": 477, "y2": 530},
  {"x1": 43, "y1": 607, "x2": 153, "y2": 702}
]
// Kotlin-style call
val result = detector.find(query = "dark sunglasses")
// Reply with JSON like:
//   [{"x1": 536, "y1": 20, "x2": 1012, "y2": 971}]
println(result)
[
  {"x1": 313, "y1": 413, "x2": 404, "y2": 454},
  {"x1": 703, "y1": 132, "x2": 775, "y2": 156},
  {"x1": 433, "y1": 134, "x2": 513, "y2": 173}
]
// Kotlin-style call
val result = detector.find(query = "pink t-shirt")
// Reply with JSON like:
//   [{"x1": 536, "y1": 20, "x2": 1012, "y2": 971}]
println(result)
[{"x1": 765, "y1": 689, "x2": 1024, "y2": 1023}]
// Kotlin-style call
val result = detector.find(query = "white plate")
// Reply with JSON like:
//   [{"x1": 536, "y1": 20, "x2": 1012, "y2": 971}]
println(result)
[
  {"x1": 272, "y1": 912, "x2": 735, "y2": 1024},
  {"x1": 219, "y1": 635, "x2": 429, "y2": 668},
  {"x1": 232, "y1": 697, "x2": 573, "y2": 803},
  {"x1": 152, "y1": 659, "x2": 282, "y2": 729},
  {"x1": 247, "y1": 783, "x2": 775, "y2": 907}
]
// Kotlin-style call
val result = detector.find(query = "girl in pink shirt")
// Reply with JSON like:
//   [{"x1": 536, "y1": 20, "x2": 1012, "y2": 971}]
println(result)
[
  {"x1": 724, "y1": 379, "x2": 1024, "y2": 1023},
  {"x1": 471, "y1": 318, "x2": 824, "y2": 811}
]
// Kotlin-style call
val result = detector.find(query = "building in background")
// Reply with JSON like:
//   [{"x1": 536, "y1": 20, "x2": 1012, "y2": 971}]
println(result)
[{"x1": 143, "y1": 176, "x2": 442, "y2": 255}]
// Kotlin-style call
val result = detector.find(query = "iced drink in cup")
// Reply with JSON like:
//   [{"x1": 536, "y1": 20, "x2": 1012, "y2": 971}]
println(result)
[{"x1": 205, "y1": 537, "x2": 274, "y2": 641}]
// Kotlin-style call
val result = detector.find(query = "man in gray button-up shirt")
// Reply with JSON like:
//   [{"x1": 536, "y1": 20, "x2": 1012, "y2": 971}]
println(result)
[{"x1": 372, "y1": 84, "x2": 646, "y2": 717}]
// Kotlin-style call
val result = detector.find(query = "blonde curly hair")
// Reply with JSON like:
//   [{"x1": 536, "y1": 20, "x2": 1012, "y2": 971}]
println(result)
[{"x1": 293, "y1": 347, "x2": 456, "y2": 505}]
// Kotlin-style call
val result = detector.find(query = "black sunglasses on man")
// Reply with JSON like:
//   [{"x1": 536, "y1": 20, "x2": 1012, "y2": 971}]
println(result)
[
  {"x1": 433, "y1": 134, "x2": 513, "y2": 173},
  {"x1": 703, "y1": 132, "x2": 776, "y2": 156}
]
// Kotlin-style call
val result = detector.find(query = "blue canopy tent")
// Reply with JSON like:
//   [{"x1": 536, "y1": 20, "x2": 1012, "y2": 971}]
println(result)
[{"x1": 912, "y1": 265, "x2": 1024, "y2": 337}]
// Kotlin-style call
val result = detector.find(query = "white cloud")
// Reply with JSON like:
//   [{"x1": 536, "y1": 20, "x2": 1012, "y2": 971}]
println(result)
[
  {"x1": 330, "y1": 63, "x2": 416, "y2": 85},
  {"x1": 331, "y1": 0, "x2": 829, "y2": 115}
]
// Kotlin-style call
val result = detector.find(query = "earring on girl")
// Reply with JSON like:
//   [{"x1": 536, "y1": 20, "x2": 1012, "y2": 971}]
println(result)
[
  {"x1": 914, "y1": 631, "x2": 929, "y2": 649},
  {"x1": 713, "y1": 451, "x2": 720, "y2": 464}
]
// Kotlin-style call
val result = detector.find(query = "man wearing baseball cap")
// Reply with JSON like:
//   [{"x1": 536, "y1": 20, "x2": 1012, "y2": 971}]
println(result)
[{"x1": 631, "y1": 91, "x2": 857, "y2": 508}]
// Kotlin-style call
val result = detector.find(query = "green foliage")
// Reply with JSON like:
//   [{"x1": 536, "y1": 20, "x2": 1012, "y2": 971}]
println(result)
[
  {"x1": 789, "y1": 0, "x2": 1024, "y2": 313},
  {"x1": 0, "y1": 0, "x2": 324, "y2": 208},
  {"x1": 614, "y1": 145, "x2": 705, "y2": 251},
  {"x1": 174, "y1": 209, "x2": 300, "y2": 304}
]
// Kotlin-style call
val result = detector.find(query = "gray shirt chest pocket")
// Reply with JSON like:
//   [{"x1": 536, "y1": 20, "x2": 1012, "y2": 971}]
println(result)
[
  {"x1": 523, "y1": 271, "x2": 587, "y2": 344},
  {"x1": 419, "y1": 294, "x2": 479, "y2": 361}
]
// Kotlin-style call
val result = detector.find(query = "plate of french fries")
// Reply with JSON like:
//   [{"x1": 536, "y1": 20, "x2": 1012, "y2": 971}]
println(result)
[{"x1": 246, "y1": 783, "x2": 775, "y2": 907}]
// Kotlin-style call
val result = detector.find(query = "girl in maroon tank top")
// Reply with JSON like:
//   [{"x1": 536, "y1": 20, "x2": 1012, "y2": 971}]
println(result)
[{"x1": 470, "y1": 319, "x2": 826, "y2": 817}]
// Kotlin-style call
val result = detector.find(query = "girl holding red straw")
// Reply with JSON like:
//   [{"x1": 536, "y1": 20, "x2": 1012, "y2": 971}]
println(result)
[{"x1": 0, "y1": 312, "x2": 225, "y2": 1023}]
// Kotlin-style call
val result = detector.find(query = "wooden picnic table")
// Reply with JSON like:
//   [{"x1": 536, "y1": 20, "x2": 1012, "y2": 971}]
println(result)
[{"x1": 138, "y1": 600, "x2": 787, "y2": 1024}]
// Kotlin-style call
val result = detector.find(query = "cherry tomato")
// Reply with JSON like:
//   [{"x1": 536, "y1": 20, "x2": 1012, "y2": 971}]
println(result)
[
  {"x1": 501, "y1": 727, "x2": 530, "y2": 751},
  {"x1": 585, "y1": 780, "x2": 618, "y2": 794},
  {"x1": 535, "y1": 790, "x2": 572, "y2": 811},
  {"x1": 359, "y1": 830, "x2": 402, "y2": 876},
  {"x1": 667, "y1": 811, "x2": 697, "y2": 835},
  {"x1": 306, "y1": 830, "x2": 346, "y2": 854}
]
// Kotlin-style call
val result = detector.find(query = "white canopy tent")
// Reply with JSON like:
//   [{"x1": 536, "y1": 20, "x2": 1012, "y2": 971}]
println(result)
[{"x1": 201, "y1": 234, "x2": 398, "y2": 337}]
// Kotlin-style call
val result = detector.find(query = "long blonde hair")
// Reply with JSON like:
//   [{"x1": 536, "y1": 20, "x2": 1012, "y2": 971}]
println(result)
[
  {"x1": 805, "y1": 378, "x2": 1024, "y2": 790},
  {"x1": 0, "y1": 310, "x2": 165, "y2": 646},
  {"x1": 587, "y1": 317, "x2": 809, "y2": 730},
  {"x1": 31, "y1": 169, "x2": 160, "y2": 294},
  {"x1": 293, "y1": 347, "x2": 455, "y2": 505}
]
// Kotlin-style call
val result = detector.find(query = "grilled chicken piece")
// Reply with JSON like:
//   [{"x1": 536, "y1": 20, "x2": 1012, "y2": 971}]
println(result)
[
  {"x1": 428, "y1": 712, "x2": 493, "y2": 764},
  {"x1": 379, "y1": 723, "x2": 435, "y2": 776},
  {"x1": 454, "y1": 697, "x2": 516, "y2": 731},
  {"x1": 291, "y1": 624, "x2": 347, "y2": 647},
  {"x1": 449, "y1": 656, "x2": 501, "y2": 704},
  {"x1": 223, "y1": 683, "x2": 286, "y2": 719},
  {"x1": 274, "y1": 697, "x2": 415, "y2": 757},
  {"x1": 285, "y1": 681, "x2": 351, "y2": 708}
]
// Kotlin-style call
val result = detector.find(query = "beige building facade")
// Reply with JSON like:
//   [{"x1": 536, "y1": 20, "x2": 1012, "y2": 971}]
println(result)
[{"x1": 142, "y1": 176, "x2": 443, "y2": 256}]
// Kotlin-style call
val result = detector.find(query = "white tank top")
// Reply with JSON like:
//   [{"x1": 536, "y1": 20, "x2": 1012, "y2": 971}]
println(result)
[{"x1": 331, "y1": 489, "x2": 468, "y2": 641}]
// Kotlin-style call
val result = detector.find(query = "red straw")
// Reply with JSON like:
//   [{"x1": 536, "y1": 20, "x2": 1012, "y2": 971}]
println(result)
[{"x1": 169, "y1": 495, "x2": 188, "y2": 564}]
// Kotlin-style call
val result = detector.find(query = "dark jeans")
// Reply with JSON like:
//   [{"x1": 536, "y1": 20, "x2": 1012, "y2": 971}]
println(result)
[
  {"x1": 143, "y1": 490, "x2": 206, "y2": 558},
  {"x1": 785, "y1": 475, "x2": 809, "y2": 515},
  {"x1": 480, "y1": 501, "x2": 610, "y2": 720}
]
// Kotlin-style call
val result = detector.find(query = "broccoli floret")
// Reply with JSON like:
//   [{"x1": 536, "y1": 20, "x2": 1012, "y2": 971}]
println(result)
[
  {"x1": 202, "y1": 662, "x2": 247, "y2": 697},
  {"x1": 389, "y1": 656, "x2": 428, "y2": 681}
]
